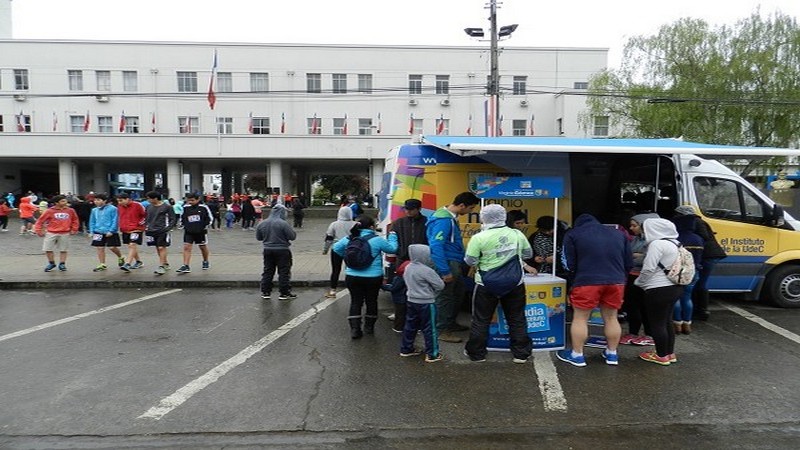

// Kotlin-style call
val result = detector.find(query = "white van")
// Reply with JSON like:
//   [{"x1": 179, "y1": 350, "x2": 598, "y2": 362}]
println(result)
[{"x1": 378, "y1": 136, "x2": 800, "y2": 307}]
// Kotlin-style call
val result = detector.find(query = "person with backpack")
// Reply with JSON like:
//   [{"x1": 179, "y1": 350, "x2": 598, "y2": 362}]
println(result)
[
  {"x1": 323, "y1": 206, "x2": 357, "y2": 298},
  {"x1": 634, "y1": 218, "x2": 685, "y2": 365},
  {"x1": 255, "y1": 204, "x2": 297, "y2": 300},
  {"x1": 671, "y1": 212, "x2": 705, "y2": 335},
  {"x1": 332, "y1": 215, "x2": 398, "y2": 339}
]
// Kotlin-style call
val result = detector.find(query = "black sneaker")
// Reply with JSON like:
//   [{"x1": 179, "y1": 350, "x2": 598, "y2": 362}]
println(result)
[
  {"x1": 278, "y1": 293, "x2": 298, "y2": 300},
  {"x1": 261, "y1": 292, "x2": 271, "y2": 299},
  {"x1": 176, "y1": 265, "x2": 191, "y2": 274}
]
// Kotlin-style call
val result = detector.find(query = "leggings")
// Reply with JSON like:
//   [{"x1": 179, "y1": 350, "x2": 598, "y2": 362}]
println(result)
[
  {"x1": 643, "y1": 285, "x2": 684, "y2": 357},
  {"x1": 623, "y1": 274, "x2": 649, "y2": 336},
  {"x1": 329, "y1": 251, "x2": 344, "y2": 289}
]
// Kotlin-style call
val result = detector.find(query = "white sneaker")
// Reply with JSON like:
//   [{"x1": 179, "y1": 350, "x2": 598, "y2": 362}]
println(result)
[{"x1": 387, "y1": 313, "x2": 396, "y2": 321}]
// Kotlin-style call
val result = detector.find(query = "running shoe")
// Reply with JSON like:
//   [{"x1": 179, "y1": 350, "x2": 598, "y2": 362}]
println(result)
[
  {"x1": 93, "y1": 264, "x2": 107, "y2": 272},
  {"x1": 120, "y1": 263, "x2": 131, "y2": 273},
  {"x1": 58, "y1": 263, "x2": 67, "y2": 272},
  {"x1": 325, "y1": 290, "x2": 337, "y2": 298},
  {"x1": 261, "y1": 292, "x2": 271, "y2": 299},
  {"x1": 278, "y1": 293, "x2": 298, "y2": 300},
  {"x1": 631, "y1": 336, "x2": 655, "y2": 346},
  {"x1": 154, "y1": 265, "x2": 166, "y2": 275},
  {"x1": 163, "y1": 263, "x2": 170, "y2": 271},
  {"x1": 463, "y1": 350, "x2": 486, "y2": 362},
  {"x1": 202, "y1": 261, "x2": 210, "y2": 270},
  {"x1": 639, "y1": 351, "x2": 671, "y2": 366},
  {"x1": 512, "y1": 356, "x2": 530, "y2": 364},
  {"x1": 618, "y1": 334, "x2": 637, "y2": 345},
  {"x1": 556, "y1": 350, "x2": 587, "y2": 367},
  {"x1": 176, "y1": 265, "x2": 191, "y2": 274},
  {"x1": 117, "y1": 256, "x2": 125, "y2": 267},
  {"x1": 131, "y1": 261, "x2": 144, "y2": 269},
  {"x1": 668, "y1": 353, "x2": 678, "y2": 363},
  {"x1": 425, "y1": 353, "x2": 444, "y2": 363},
  {"x1": 602, "y1": 349, "x2": 619, "y2": 366},
  {"x1": 399, "y1": 349, "x2": 422, "y2": 357},
  {"x1": 44, "y1": 262, "x2": 57, "y2": 272}
]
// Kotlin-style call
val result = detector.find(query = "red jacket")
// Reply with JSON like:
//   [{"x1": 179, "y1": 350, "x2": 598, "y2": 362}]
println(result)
[
  {"x1": 19, "y1": 197, "x2": 38, "y2": 219},
  {"x1": 34, "y1": 206, "x2": 79, "y2": 234},
  {"x1": 118, "y1": 201, "x2": 147, "y2": 232}
]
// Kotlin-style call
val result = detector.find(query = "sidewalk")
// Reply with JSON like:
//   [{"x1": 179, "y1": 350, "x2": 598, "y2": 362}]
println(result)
[{"x1": 0, "y1": 215, "x2": 340, "y2": 290}]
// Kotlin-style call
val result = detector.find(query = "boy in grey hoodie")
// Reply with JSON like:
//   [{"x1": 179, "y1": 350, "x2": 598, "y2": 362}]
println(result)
[
  {"x1": 255, "y1": 204, "x2": 297, "y2": 300},
  {"x1": 401, "y1": 244, "x2": 446, "y2": 362}
]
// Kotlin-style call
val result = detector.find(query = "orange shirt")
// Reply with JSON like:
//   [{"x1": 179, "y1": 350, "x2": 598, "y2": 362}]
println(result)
[
  {"x1": 19, "y1": 201, "x2": 38, "y2": 219},
  {"x1": 34, "y1": 207, "x2": 79, "y2": 234}
]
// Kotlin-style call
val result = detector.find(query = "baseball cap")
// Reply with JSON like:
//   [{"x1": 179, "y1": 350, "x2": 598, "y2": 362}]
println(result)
[{"x1": 403, "y1": 199, "x2": 422, "y2": 210}]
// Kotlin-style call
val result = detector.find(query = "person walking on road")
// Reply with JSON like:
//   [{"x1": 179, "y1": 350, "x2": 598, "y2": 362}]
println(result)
[
  {"x1": 33, "y1": 195, "x2": 79, "y2": 272},
  {"x1": 88, "y1": 193, "x2": 124, "y2": 272},
  {"x1": 323, "y1": 206, "x2": 357, "y2": 298},
  {"x1": 291, "y1": 196, "x2": 306, "y2": 228},
  {"x1": 176, "y1": 193, "x2": 213, "y2": 273},
  {"x1": 256, "y1": 204, "x2": 297, "y2": 300},
  {"x1": 117, "y1": 193, "x2": 147, "y2": 272},
  {"x1": 426, "y1": 191, "x2": 480, "y2": 343},
  {"x1": 557, "y1": 213, "x2": 632, "y2": 367},
  {"x1": 333, "y1": 215, "x2": 398, "y2": 339},
  {"x1": 144, "y1": 191, "x2": 177, "y2": 275}
]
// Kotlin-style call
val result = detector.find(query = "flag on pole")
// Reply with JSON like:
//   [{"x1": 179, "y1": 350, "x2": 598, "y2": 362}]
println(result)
[
  {"x1": 52, "y1": 111, "x2": 58, "y2": 132},
  {"x1": 436, "y1": 114, "x2": 445, "y2": 135},
  {"x1": 151, "y1": 112, "x2": 156, "y2": 133},
  {"x1": 466, "y1": 113, "x2": 472, "y2": 135},
  {"x1": 119, "y1": 111, "x2": 127, "y2": 132},
  {"x1": 280, "y1": 112, "x2": 286, "y2": 134},
  {"x1": 408, "y1": 113, "x2": 414, "y2": 135},
  {"x1": 207, "y1": 49, "x2": 218, "y2": 110},
  {"x1": 529, "y1": 113, "x2": 535, "y2": 136},
  {"x1": 376, "y1": 113, "x2": 382, "y2": 134},
  {"x1": 342, "y1": 114, "x2": 348, "y2": 135},
  {"x1": 498, "y1": 114, "x2": 504, "y2": 136},
  {"x1": 248, "y1": 112, "x2": 254, "y2": 134},
  {"x1": 311, "y1": 114, "x2": 319, "y2": 134},
  {"x1": 83, "y1": 110, "x2": 90, "y2": 132},
  {"x1": 16, "y1": 111, "x2": 25, "y2": 132}
]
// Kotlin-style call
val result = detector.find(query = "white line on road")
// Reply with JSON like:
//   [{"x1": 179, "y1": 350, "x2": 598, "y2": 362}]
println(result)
[
  {"x1": 722, "y1": 304, "x2": 800, "y2": 345},
  {"x1": 0, "y1": 289, "x2": 183, "y2": 343},
  {"x1": 533, "y1": 352, "x2": 568, "y2": 412},
  {"x1": 138, "y1": 290, "x2": 346, "y2": 421}
]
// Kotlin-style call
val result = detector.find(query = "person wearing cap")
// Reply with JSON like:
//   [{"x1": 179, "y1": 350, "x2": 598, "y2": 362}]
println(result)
[{"x1": 386, "y1": 198, "x2": 428, "y2": 331}]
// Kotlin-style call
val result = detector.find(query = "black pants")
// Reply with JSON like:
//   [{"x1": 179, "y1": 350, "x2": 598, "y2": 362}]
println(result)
[
  {"x1": 346, "y1": 275, "x2": 382, "y2": 320},
  {"x1": 0, "y1": 215, "x2": 7, "y2": 229},
  {"x1": 261, "y1": 248, "x2": 293, "y2": 295},
  {"x1": 241, "y1": 215, "x2": 255, "y2": 229},
  {"x1": 643, "y1": 285, "x2": 683, "y2": 357},
  {"x1": 293, "y1": 212, "x2": 304, "y2": 228},
  {"x1": 465, "y1": 284, "x2": 532, "y2": 360},
  {"x1": 329, "y1": 251, "x2": 344, "y2": 289},
  {"x1": 623, "y1": 274, "x2": 650, "y2": 336},
  {"x1": 211, "y1": 213, "x2": 221, "y2": 229}
]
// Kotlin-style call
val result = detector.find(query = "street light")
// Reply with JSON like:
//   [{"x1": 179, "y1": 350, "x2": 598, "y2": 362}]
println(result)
[{"x1": 464, "y1": 0, "x2": 518, "y2": 136}]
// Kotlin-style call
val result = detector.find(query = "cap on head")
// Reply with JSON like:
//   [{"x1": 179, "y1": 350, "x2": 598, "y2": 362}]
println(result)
[{"x1": 403, "y1": 199, "x2": 422, "y2": 210}]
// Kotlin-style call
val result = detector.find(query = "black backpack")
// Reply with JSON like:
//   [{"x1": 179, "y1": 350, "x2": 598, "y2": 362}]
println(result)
[{"x1": 344, "y1": 235, "x2": 377, "y2": 269}]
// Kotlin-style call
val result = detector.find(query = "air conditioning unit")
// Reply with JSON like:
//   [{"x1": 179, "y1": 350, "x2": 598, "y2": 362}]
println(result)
[
  {"x1": 520, "y1": 100, "x2": 529, "y2": 107},
  {"x1": 440, "y1": 99, "x2": 451, "y2": 106},
  {"x1": 408, "y1": 98, "x2": 418, "y2": 106},
  {"x1": 95, "y1": 95, "x2": 110, "y2": 103},
  {"x1": 13, "y1": 94, "x2": 26, "y2": 102}
]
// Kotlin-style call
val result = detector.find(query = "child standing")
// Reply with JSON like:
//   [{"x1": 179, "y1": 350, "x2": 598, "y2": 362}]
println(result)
[
  {"x1": 0, "y1": 198, "x2": 13, "y2": 232},
  {"x1": 401, "y1": 244, "x2": 446, "y2": 362}
]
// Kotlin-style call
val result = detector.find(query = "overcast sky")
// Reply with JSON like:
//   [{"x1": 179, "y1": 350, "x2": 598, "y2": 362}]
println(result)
[{"x1": 10, "y1": 0, "x2": 800, "y2": 67}]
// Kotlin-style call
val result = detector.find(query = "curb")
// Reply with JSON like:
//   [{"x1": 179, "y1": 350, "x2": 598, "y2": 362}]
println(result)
[{"x1": 0, "y1": 279, "x2": 331, "y2": 290}]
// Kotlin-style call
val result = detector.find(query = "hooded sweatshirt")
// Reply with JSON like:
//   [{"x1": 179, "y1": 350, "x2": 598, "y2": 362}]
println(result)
[
  {"x1": 325, "y1": 207, "x2": 357, "y2": 242},
  {"x1": 118, "y1": 201, "x2": 147, "y2": 233},
  {"x1": 630, "y1": 213, "x2": 660, "y2": 271},
  {"x1": 634, "y1": 218, "x2": 680, "y2": 290},
  {"x1": 332, "y1": 228, "x2": 398, "y2": 278},
  {"x1": 403, "y1": 244, "x2": 445, "y2": 304},
  {"x1": 89, "y1": 203, "x2": 119, "y2": 234},
  {"x1": 672, "y1": 214, "x2": 704, "y2": 271},
  {"x1": 34, "y1": 205, "x2": 79, "y2": 234},
  {"x1": 146, "y1": 201, "x2": 177, "y2": 234},
  {"x1": 18, "y1": 197, "x2": 38, "y2": 219},
  {"x1": 255, "y1": 204, "x2": 296, "y2": 249},
  {"x1": 563, "y1": 214, "x2": 632, "y2": 287},
  {"x1": 426, "y1": 206, "x2": 465, "y2": 276},
  {"x1": 391, "y1": 211, "x2": 428, "y2": 262}
]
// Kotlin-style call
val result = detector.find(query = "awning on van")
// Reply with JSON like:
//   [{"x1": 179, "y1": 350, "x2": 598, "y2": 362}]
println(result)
[{"x1": 420, "y1": 136, "x2": 800, "y2": 157}]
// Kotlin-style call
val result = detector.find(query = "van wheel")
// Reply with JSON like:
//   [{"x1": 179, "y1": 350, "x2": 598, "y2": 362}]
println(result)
[{"x1": 765, "y1": 265, "x2": 800, "y2": 308}]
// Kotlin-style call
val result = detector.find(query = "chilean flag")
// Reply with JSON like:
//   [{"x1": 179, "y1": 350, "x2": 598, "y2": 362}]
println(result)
[
  {"x1": 16, "y1": 111, "x2": 25, "y2": 132},
  {"x1": 436, "y1": 114, "x2": 445, "y2": 135},
  {"x1": 119, "y1": 111, "x2": 127, "y2": 132},
  {"x1": 207, "y1": 50, "x2": 218, "y2": 110},
  {"x1": 408, "y1": 113, "x2": 414, "y2": 134},
  {"x1": 83, "y1": 111, "x2": 90, "y2": 132},
  {"x1": 342, "y1": 114, "x2": 348, "y2": 135},
  {"x1": 311, "y1": 114, "x2": 319, "y2": 134},
  {"x1": 248, "y1": 112, "x2": 254, "y2": 134}
]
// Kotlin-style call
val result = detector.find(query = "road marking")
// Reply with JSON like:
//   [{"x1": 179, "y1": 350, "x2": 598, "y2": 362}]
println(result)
[
  {"x1": 139, "y1": 291, "x2": 346, "y2": 420},
  {"x1": 0, "y1": 289, "x2": 182, "y2": 344},
  {"x1": 723, "y1": 304, "x2": 800, "y2": 345},
  {"x1": 533, "y1": 352, "x2": 567, "y2": 412}
]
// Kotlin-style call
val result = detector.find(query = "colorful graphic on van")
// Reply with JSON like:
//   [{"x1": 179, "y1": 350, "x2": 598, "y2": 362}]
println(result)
[{"x1": 475, "y1": 176, "x2": 565, "y2": 199}]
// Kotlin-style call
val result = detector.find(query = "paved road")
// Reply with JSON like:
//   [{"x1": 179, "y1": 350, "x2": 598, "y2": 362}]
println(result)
[{"x1": 1, "y1": 287, "x2": 799, "y2": 449}]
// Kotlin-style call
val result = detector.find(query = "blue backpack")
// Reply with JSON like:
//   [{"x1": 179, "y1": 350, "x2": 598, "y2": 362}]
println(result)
[{"x1": 344, "y1": 234, "x2": 377, "y2": 269}]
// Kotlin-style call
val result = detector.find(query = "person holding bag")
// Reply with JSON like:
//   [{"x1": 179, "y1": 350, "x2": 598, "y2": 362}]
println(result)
[{"x1": 463, "y1": 204, "x2": 535, "y2": 363}]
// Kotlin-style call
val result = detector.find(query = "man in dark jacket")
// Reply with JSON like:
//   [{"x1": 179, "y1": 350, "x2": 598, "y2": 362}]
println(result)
[
  {"x1": 255, "y1": 204, "x2": 297, "y2": 300},
  {"x1": 558, "y1": 213, "x2": 632, "y2": 367},
  {"x1": 176, "y1": 193, "x2": 212, "y2": 274},
  {"x1": 391, "y1": 199, "x2": 428, "y2": 263}
]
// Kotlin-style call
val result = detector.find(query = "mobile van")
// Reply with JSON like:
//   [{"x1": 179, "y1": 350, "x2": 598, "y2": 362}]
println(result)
[{"x1": 377, "y1": 136, "x2": 800, "y2": 308}]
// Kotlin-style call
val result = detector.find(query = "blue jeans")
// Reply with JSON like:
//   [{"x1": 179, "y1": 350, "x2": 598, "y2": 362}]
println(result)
[{"x1": 673, "y1": 273, "x2": 699, "y2": 322}]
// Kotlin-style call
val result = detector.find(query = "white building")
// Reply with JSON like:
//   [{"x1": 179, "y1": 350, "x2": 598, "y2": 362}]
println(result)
[{"x1": 0, "y1": 35, "x2": 608, "y2": 199}]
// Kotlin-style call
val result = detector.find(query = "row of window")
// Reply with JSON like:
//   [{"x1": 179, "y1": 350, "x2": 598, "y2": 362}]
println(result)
[{"x1": 3, "y1": 69, "x2": 590, "y2": 94}]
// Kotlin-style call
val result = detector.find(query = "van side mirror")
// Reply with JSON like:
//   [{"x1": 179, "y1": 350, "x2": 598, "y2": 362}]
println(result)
[{"x1": 771, "y1": 204, "x2": 786, "y2": 227}]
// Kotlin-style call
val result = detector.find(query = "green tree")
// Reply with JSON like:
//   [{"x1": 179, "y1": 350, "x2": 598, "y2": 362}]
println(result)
[
  {"x1": 586, "y1": 11, "x2": 800, "y2": 175},
  {"x1": 242, "y1": 173, "x2": 268, "y2": 196},
  {"x1": 315, "y1": 175, "x2": 368, "y2": 202}
]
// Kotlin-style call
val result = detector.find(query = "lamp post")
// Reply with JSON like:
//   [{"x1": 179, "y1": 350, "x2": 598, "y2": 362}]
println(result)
[{"x1": 465, "y1": 0, "x2": 517, "y2": 136}]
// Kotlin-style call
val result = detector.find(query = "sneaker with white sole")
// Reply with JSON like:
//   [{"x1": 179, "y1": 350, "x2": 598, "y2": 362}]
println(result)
[
  {"x1": 425, "y1": 353, "x2": 444, "y2": 363},
  {"x1": 120, "y1": 263, "x2": 131, "y2": 273},
  {"x1": 399, "y1": 349, "x2": 422, "y2": 357},
  {"x1": 639, "y1": 351, "x2": 671, "y2": 366},
  {"x1": 176, "y1": 265, "x2": 191, "y2": 274},
  {"x1": 512, "y1": 356, "x2": 530, "y2": 364},
  {"x1": 117, "y1": 256, "x2": 125, "y2": 267},
  {"x1": 632, "y1": 336, "x2": 655, "y2": 346},
  {"x1": 44, "y1": 262, "x2": 57, "y2": 272},
  {"x1": 58, "y1": 263, "x2": 67, "y2": 272},
  {"x1": 93, "y1": 264, "x2": 107, "y2": 272},
  {"x1": 261, "y1": 292, "x2": 271, "y2": 299},
  {"x1": 154, "y1": 266, "x2": 166, "y2": 275},
  {"x1": 602, "y1": 349, "x2": 619, "y2": 366},
  {"x1": 202, "y1": 261, "x2": 210, "y2": 270},
  {"x1": 131, "y1": 261, "x2": 144, "y2": 269},
  {"x1": 463, "y1": 349, "x2": 486, "y2": 362},
  {"x1": 278, "y1": 293, "x2": 298, "y2": 300},
  {"x1": 556, "y1": 350, "x2": 587, "y2": 367}
]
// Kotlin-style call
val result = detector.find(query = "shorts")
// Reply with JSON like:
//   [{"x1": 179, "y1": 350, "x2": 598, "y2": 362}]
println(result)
[
  {"x1": 122, "y1": 231, "x2": 144, "y2": 245},
  {"x1": 90, "y1": 232, "x2": 122, "y2": 247},
  {"x1": 21, "y1": 217, "x2": 36, "y2": 225},
  {"x1": 145, "y1": 231, "x2": 171, "y2": 248},
  {"x1": 42, "y1": 232, "x2": 70, "y2": 252},
  {"x1": 570, "y1": 284, "x2": 625, "y2": 310},
  {"x1": 183, "y1": 231, "x2": 208, "y2": 245}
]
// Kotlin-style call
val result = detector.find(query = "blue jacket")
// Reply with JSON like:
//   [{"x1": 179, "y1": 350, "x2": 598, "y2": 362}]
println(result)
[
  {"x1": 672, "y1": 214, "x2": 705, "y2": 271},
  {"x1": 563, "y1": 214, "x2": 632, "y2": 287},
  {"x1": 333, "y1": 229, "x2": 398, "y2": 278},
  {"x1": 89, "y1": 204, "x2": 119, "y2": 234},
  {"x1": 425, "y1": 207, "x2": 464, "y2": 276}
]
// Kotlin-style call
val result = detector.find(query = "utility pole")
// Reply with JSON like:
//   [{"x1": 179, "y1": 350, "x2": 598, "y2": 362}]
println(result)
[{"x1": 488, "y1": 0, "x2": 500, "y2": 137}]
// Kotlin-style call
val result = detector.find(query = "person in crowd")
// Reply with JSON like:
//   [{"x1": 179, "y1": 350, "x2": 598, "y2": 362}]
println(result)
[
  {"x1": 144, "y1": 191, "x2": 177, "y2": 275},
  {"x1": 0, "y1": 198, "x2": 13, "y2": 232},
  {"x1": 169, "y1": 198, "x2": 184, "y2": 229},
  {"x1": 224, "y1": 206, "x2": 235, "y2": 229},
  {"x1": 529, "y1": 216, "x2": 559, "y2": 275},
  {"x1": 382, "y1": 257, "x2": 410, "y2": 333},
  {"x1": 323, "y1": 206, "x2": 357, "y2": 298},
  {"x1": 33, "y1": 195, "x2": 79, "y2": 272},
  {"x1": 426, "y1": 191, "x2": 480, "y2": 343},
  {"x1": 400, "y1": 244, "x2": 446, "y2": 362},
  {"x1": 72, "y1": 196, "x2": 94, "y2": 234},
  {"x1": 388, "y1": 198, "x2": 429, "y2": 328},
  {"x1": 256, "y1": 204, "x2": 297, "y2": 300},
  {"x1": 117, "y1": 193, "x2": 147, "y2": 272},
  {"x1": 88, "y1": 193, "x2": 124, "y2": 272},
  {"x1": 348, "y1": 196, "x2": 364, "y2": 218},
  {"x1": 230, "y1": 199, "x2": 242, "y2": 224},
  {"x1": 505, "y1": 209, "x2": 527, "y2": 231},
  {"x1": 558, "y1": 213, "x2": 632, "y2": 367},
  {"x1": 674, "y1": 205, "x2": 726, "y2": 321},
  {"x1": 333, "y1": 215, "x2": 398, "y2": 339},
  {"x1": 671, "y1": 211, "x2": 704, "y2": 335},
  {"x1": 176, "y1": 193, "x2": 212, "y2": 273},
  {"x1": 634, "y1": 218, "x2": 684, "y2": 365},
  {"x1": 18, "y1": 196, "x2": 39, "y2": 235},
  {"x1": 241, "y1": 196, "x2": 256, "y2": 230},
  {"x1": 619, "y1": 213, "x2": 660, "y2": 346},
  {"x1": 463, "y1": 204, "x2": 535, "y2": 363},
  {"x1": 206, "y1": 195, "x2": 222, "y2": 230},
  {"x1": 291, "y1": 195, "x2": 306, "y2": 228},
  {"x1": 5, "y1": 192, "x2": 15, "y2": 208},
  {"x1": 251, "y1": 196, "x2": 264, "y2": 226}
]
